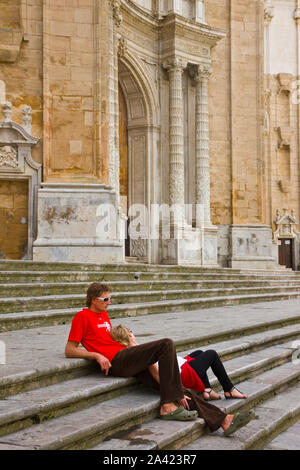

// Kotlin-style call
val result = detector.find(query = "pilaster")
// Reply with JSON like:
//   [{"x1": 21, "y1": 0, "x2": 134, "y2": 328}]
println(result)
[
  {"x1": 163, "y1": 57, "x2": 186, "y2": 220},
  {"x1": 193, "y1": 64, "x2": 212, "y2": 227}
]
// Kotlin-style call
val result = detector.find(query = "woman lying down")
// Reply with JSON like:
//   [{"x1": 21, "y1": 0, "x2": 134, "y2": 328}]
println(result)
[{"x1": 110, "y1": 324, "x2": 255, "y2": 437}]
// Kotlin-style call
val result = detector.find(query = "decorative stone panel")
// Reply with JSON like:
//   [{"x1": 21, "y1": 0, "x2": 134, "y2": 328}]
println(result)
[{"x1": 0, "y1": 102, "x2": 41, "y2": 259}]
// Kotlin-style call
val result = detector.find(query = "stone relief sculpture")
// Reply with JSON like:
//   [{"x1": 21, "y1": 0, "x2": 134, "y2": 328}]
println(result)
[
  {"x1": 22, "y1": 105, "x2": 33, "y2": 133},
  {"x1": 1, "y1": 101, "x2": 12, "y2": 122},
  {"x1": 264, "y1": 0, "x2": 274, "y2": 24},
  {"x1": 274, "y1": 208, "x2": 299, "y2": 239},
  {"x1": 0, "y1": 145, "x2": 18, "y2": 168}
]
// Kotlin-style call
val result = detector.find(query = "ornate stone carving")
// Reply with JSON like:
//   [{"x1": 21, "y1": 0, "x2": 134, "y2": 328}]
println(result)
[
  {"x1": 131, "y1": 237, "x2": 147, "y2": 258},
  {"x1": 118, "y1": 37, "x2": 128, "y2": 58},
  {"x1": 264, "y1": 0, "x2": 274, "y2": 25},
  {"x1": 275, "y1": 126, "x2": 292, "y2": 149},
  {"x1": 277, "y1": 73, "x2": 293, "y2": 94},
  {"x1": 111, "y1": 0, "x2": 122, "y2": 27},
  {"x1": 1, "y1": 101, "x2": 12, "y2": 122},
  {"x1": 191, "y1": 63, "x2": 212, "y2": 226},
  {"x1": 274, "y1": 208, "x2": 299, "y2": 238},
  {"x1": 162, "y1": 58, "x2": 187, "y2": 212},
  {"x1": 22, "y1": 105, "x2": 32, "y2": 133},
  {"x1": 0, "y1": 145, "x2": 18, "y2": 168},
  {"x1": 278, "y1": 179, "x2": 290, "y2": 194},
  {"x1": 162, "y1": 57, "x2": 187, "y2": 74}
]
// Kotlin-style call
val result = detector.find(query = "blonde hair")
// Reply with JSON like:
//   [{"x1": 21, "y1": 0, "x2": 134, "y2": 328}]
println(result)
[{"x1": 110, "y1": 324, "x2": 131, "y2": 346}]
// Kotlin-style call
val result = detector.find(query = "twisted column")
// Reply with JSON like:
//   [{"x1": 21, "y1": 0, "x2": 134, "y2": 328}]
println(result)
[
  {"x1": 194, "y1": 64, "x2": 212, "y2": 226},
  {"x1": 163, "y1": 58, "x2": 187, "y2": 223}
]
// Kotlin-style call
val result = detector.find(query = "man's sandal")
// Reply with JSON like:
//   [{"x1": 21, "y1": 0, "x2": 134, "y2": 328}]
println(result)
[
  {"x1": 224, "y1": 409, "x2": 256, "y2": 437},
  {"x1": 224, "y1": 386, "x2": 248, "y2": 400},
  {"x1": 160, "y1": 406, "x2": 198, "y2": 421},
  {"x1": 203, "y1": 388, "x2": 222, "y2": 401}
]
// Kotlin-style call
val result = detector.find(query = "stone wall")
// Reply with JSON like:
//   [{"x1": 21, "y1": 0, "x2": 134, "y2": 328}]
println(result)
[
  {"x1": 264, "y1": 0, "x2": 300, "y2": 232},
  {"x1": 0, "y1": 0, "x2": 42, "y2": 166},
  {"x1": 0, "y1": 0, "x2": 298, "y2": 267}
]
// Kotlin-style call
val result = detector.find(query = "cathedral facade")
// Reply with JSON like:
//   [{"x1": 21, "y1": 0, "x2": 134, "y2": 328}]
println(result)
[{"x1": 0, "y1": 0, "x2": 299, "y2": 269}]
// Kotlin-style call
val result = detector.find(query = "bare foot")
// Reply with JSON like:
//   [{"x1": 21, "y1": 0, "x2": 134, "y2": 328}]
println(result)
[
  {"x1": 221, "y1": 414, "x2": 234, "y2": 431},
  {"x1": 160, "y1": 402, "x2": 179, "y2": 416},
  {"x1": 224, "y1": 387, "x2": 248, "y2": 399},
  {"x1": 203, "y1": 388, "x2": 222, "y2": 400}
]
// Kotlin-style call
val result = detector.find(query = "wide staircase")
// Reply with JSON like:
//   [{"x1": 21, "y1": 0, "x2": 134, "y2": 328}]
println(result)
[{"x1": 0, "y1": 259, "x2": 300, "y2": 450}]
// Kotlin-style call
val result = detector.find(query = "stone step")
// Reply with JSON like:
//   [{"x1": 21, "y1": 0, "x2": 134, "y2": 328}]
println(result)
[
  {"x1": 0, "y1": 389, "x2": 162, "y2": 450},
  {"x1": 3, "y1": 285, "x2": 300, "y2": 315},
  {"x1": 0, "y1": 298, "x2": 299, "y2": 450},
  {"x1": 1, "y1": 259, "x2": 293, "y2": 274},
  {"x1": 2, "y1": 278, "x2": 300, "y2": 297},
  {"x1": 1, "y1": 304, "x2": 300, "y2": 399},
  {"x1": 183, "y1": 380, "x2": 300, "y2": 450},
  {"x1": 90, "y1": 362, "x2": 300, "y2": 451},
  {"x1": 0, "y1": 343, "x2": 292, "y2": 436},
  {"x1": 2, "y1": 290, "x2": 300, "y2": 332},
  {"x1": 0, "y1": 259, "x2": 242, "y2": 273},
  {"x1": 0, "y1": 356, "x2": 300, "y2": 450},
  {"x1": 0, "y1": 270, "x2": 299, "y2": 284},
  {"x1": 1, "y1": 312, "x2": 299, "y2": 406},
  {"x1": 262, "y1": 418, "x2": 300, "y2": 450}
]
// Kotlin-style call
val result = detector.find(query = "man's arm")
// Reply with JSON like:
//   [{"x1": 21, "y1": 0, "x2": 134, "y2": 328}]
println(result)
[{"x1": 65, "y1": 341, "x2": 111, "y2": 375}]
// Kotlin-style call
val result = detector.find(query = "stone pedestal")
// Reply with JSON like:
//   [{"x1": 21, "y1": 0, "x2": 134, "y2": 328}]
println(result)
[
  {"x1": 33, "y1": 183, "x2": 124, "y2": 263},
  {"x1": 161, "y1": 223, "x2": 203, "y2": 266},
  {"x1": 229, "y1": 225, "x2": 276, "y2": 269},
  {"x1": 203, "y1": 225, "x2": 219, "y2": 266}
]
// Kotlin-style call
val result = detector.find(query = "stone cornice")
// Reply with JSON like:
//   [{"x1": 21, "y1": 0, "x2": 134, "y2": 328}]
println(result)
[
  {"x1": 121, "y1": 0, "x2": 158, "y2": 27},
  {"x1": 121, "y1": 2, "x2": 227, "y2": 47},
  {"x1": 159, "y1": 14, "x2": 227, "y2": 47}
]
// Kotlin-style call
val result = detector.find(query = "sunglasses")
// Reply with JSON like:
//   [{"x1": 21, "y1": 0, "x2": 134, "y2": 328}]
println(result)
[{"x1": 96, "y1": 297, "x2": 111, "y2": 302}]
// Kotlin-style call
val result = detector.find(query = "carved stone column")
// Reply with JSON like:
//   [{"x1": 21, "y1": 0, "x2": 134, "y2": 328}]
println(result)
[
  {"x1": 109, "y1": 0, "x2": 122, "y2": 197},
  {"x1": 194, "y1": 64, "x2": 212, "y2": 227},
  {"x1": 163, "y1": 58, "x2": 187, "y2": 222}
]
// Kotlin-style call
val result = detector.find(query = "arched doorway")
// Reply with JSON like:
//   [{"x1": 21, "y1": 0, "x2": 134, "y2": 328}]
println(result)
[
  {"x1": 118, "y1": 57, "x2": 158, "y2": 262},
  {"x1": 118, "y1": 84, "x2": 129, "y2": 256}
]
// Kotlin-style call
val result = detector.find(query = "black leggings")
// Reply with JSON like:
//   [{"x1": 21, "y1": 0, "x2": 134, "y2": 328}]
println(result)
[{"x1": 188, "y1": 350, "x2": 234, "y2": 393}]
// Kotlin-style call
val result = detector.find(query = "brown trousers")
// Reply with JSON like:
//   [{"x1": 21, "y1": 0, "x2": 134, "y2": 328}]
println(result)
[{"x1": 110, "y1": 338, "x2": 226, "y2": 432}]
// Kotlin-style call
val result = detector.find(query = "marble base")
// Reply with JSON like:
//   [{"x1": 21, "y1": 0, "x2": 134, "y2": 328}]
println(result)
[
  {"x1": 161, "y1": 223, "x2": 218, "y2": 266},
  {"x1": 229, "y1": 224, "x2": 277, "y2": 269},
  {"x1": 33, "y1": 183, "x2": 125, "y2": 264}
]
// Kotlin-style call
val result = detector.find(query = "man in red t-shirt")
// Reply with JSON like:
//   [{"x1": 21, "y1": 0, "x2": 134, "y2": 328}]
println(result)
[
  {"x1": 65, "y1": 282, "x2": 198, "y2": 421},
  {"x1": 65, "y1": 283, "x2": 256, "y2": 434}
]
